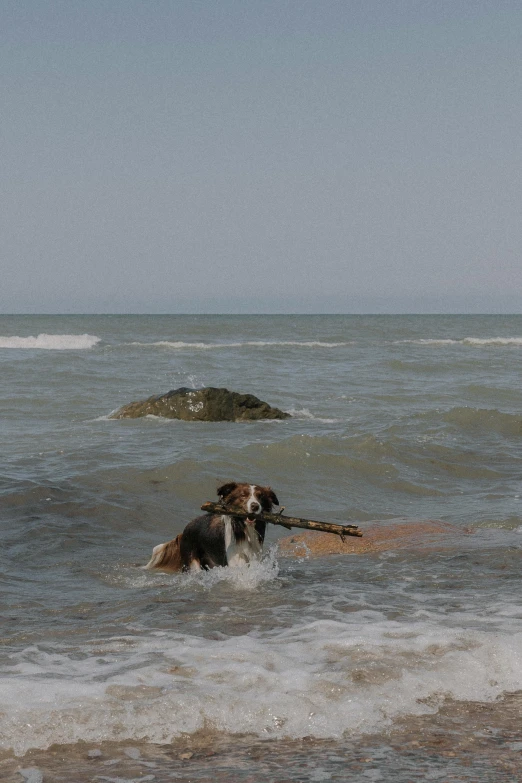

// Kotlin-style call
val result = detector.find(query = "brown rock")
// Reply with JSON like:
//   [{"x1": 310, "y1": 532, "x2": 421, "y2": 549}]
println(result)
[
  {"x1": 110, "y1": 387, "x2": 290, "y2": 422},
  {"x1": 278, "y1": 519, "x2": 466, "y2": 558}
]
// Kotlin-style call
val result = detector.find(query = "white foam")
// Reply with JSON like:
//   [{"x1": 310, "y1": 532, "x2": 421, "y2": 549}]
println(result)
[
  {"x1": 462, "y1": 337, "x2": 522, "y2": 346},
  {"x1": 185, "y1": 548, "x2": 280, "y2": 589},
  {"x1": 122, "y1": 549, "x2": 278, "y2": 590},
  {"x1": 0, "y1": 333, "x2": 100, "y2": 350},
  {"x1": 127, "y1": 340, "x2": 351, "y2": 350},
  {"x1": 398, "y1": 339, "x2": 460, "y2": 345},
  {"x1": 286, "y1": 407, "x2": 316, "y2": 419},
  {"x1": 2, "y1": 613, "x2": 521, "y2": 756}
]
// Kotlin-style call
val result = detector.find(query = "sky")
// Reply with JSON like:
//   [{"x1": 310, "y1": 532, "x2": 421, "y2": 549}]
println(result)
[{"x1": 2, "y1": 0, "x2": 521, "y2": 314}]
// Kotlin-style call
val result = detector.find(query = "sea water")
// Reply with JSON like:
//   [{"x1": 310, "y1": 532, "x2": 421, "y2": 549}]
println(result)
[{"x1": 0, "y1": 314, "x2": 521, "y2": 782}]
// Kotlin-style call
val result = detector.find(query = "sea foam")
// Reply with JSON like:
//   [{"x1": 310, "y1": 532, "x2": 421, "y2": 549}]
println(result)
[
  {"x1": 0, "y1": 333, "x2": 100, "y2": 350},
  {"x1": 2, "y1": 617, "x2": 521, "y2": 756}
]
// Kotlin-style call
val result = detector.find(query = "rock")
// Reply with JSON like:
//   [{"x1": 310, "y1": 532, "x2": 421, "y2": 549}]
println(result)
[
  {"x1": 123, "y1": 747, "x2": 141, "y2": 759},
  {"x1": 18, "y1": 770, "x2": 44, "y2": 783},
  {"x1": 110, "y1": 387, "x2": 290, "y2": 422},
  {"x1": 278, "y1": 520, "x2": 466, "y2": 558}
]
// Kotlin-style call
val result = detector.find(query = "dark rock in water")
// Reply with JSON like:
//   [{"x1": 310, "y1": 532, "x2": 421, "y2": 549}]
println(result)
[{"x1": 110, "y1": 387, "x2": 290, "y2": 422}]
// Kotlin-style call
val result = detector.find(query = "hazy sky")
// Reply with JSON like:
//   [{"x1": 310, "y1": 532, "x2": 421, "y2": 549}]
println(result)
[{"x1": 2, "y1": 0, "x2": 521, "y2": 313}]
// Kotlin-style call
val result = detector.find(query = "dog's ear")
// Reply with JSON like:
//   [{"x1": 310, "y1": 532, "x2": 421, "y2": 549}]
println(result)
[
  {"x1": 264, "y1": 487, "x2": 279, "y2": 506},
  {"x1": 217, "y1": 482, "x2": 238, "y2": 499}
]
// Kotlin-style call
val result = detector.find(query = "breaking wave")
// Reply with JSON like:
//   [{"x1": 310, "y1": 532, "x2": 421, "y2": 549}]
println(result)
[
  {"x1": 2, "y1": 620, "x2": 521, "y2": 756},
  {"x1": 0, "y1": 334, "x2": 100, "y2": 350}
]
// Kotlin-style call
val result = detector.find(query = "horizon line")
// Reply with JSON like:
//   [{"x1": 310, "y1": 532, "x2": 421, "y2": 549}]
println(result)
[{"x1": 1, "y1": 312, "x2": 521, "y2": 317}]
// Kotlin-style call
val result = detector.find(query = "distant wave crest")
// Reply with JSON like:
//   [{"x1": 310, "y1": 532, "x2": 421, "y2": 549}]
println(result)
[
  {"x1": 0, "y1": 333, "x2": 100, "y2": 350},
  {"x1": 397, "y1": 337, "x2": 522, "y2": 347},
  {"x1": 462, "y1": 337, "x2": 522, "y2": 346},
  {"x1": 128, "y1": 340, "x2": 351, "y2": 350}
]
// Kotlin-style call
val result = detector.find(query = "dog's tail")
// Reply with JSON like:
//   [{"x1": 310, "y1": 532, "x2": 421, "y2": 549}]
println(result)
[{"x1": 144, "y1": 534, "x2": 183, "y2": 572}]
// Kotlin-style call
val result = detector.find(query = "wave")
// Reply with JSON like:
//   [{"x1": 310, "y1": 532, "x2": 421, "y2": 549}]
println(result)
[
  {"x1": 0, "y1": 333, "x2": 100, "y2": 350},
  {"x1": 126, "y1": 340, "x2": 351, "y2": 350},
  {"x1": 2, "y1": 619, "x2": 521, "y2": 755},
  {"x1": 442, "y1": 406, "x2": 522, "y2": 436},
  {"x1": 463, "y1": 337, "x2": 522, "y2": 346},
  {"x1": 397, "y1": 337, "x2": 522, "y2": 347}
]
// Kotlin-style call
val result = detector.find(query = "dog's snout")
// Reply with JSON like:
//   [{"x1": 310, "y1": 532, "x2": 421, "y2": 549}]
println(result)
[{"x1": 249, "y1": 501, "x2": 261, "y2": 514}]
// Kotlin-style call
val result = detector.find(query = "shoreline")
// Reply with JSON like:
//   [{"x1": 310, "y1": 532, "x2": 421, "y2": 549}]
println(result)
[{"x1": 2, "y1": 692, "x2": 520, "y2": 781}]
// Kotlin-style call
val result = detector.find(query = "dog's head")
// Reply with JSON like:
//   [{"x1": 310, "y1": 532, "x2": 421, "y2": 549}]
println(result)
[{"x1": 217, "y1": 482, "x2": 279, "y2": 520}]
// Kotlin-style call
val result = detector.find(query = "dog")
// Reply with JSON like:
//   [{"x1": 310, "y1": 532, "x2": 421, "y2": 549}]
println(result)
[{"x1": 145, "y1": 482, "x2": 280, "y2": 572}]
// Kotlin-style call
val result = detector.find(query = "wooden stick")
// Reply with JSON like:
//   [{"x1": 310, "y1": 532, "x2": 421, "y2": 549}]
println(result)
[{"x1": 200, "y1": 502, "x2": 363, "y2": 538}]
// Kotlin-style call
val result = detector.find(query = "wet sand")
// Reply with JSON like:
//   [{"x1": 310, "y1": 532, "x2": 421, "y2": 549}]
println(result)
[{"x1": 1, "y1": 692, "x2": 520, "y2": 782}]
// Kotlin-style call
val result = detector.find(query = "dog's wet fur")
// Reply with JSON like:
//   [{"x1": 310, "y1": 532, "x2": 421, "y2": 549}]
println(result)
[{"x1": 145, "y1": 482, "x2": 279, "y2": 572}]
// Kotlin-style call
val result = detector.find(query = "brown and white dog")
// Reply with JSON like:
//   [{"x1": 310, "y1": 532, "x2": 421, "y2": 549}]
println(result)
[{"x1": 145, "y1": 482, "x2": 280, "y2": 572}]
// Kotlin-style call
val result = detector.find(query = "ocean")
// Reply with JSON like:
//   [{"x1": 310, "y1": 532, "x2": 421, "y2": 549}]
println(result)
[{"x1": 0, "y1": 314, "x2": 521, "y2": 782}]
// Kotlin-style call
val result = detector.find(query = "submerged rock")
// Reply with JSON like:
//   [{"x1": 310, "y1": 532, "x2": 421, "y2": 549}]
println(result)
[
  {"x1": 110, "y1": 386, "x2": 290, "y2": 422},
  {"x1": 278, "y1": 519, "x2": 466, "y2": 558},
  {"x1": 19, "y1": 770, "x2": 44, "y2": 783}
]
